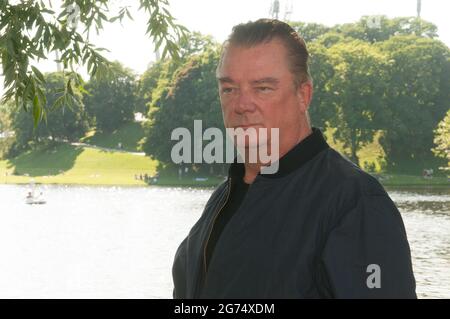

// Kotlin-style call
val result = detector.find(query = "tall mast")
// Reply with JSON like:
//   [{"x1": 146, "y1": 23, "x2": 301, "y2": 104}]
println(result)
[{"x1": 417, "y1": 0, "x2": 422, "y2": 18}]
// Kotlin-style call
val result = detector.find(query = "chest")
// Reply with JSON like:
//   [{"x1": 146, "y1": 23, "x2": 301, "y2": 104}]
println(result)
[{"x1": 198, "y1": 185, "x2": 330, "y2": 298}]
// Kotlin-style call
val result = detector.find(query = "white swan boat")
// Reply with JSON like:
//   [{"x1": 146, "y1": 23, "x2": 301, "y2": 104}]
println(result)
[
  {"x1": 25, "y1": 189, "x2": 46, "y2": 205},
  {"x1": 25, "y1": 195, "x2": 46, "y2": 205}
]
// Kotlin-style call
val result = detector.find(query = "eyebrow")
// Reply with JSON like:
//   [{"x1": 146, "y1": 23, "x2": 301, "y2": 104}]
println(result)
[
  {"x1": 217, "y1": 77, "x2": 280, "y2": 85},
  {"x1": 217, "y1": 77, "x2": 234, "y2": 84},
  {"x1": 251, "y1": 77, "x2": 279, "y2": 85}
]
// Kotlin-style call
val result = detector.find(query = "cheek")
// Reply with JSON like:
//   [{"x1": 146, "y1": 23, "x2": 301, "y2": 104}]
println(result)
[
  {"x1": 261, "y1": 94, "x2": 297, "y2": 128},
  {"x1": 220, "y1": 102, "x2": 234, "y2": 125},
  {"x1": 258, "y1": 97, "x2": 283, "y2": 126}
]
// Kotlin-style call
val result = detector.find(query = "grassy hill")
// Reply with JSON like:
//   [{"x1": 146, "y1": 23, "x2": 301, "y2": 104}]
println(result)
[
  {"x1": 80, "y1": 122, "x2": 144, "y2": 152},
  {"x1": 0, "y1": 142, "x2": 157, "y2": 185}
]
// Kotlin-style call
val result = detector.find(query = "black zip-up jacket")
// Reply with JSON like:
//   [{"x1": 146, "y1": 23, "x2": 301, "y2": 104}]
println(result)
[{"x1": 172, "y1": 128, "x2": 416, "y2": 298}]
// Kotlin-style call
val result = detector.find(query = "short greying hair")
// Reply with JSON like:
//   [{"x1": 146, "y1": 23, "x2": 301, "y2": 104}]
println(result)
[{"x1": 217, "y1": 18, "x2": 312, "y2": 86}]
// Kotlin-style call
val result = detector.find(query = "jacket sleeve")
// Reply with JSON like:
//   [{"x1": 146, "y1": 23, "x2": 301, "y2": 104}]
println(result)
[
  {"x1": 172, "y1": 237, "x2": 188, "y2": 299},
  {"x1": 321, "y1": 193, "x2": 416, "y2": 298}
]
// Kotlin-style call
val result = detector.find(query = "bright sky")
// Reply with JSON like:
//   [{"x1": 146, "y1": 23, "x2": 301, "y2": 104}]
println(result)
[{"x1": 1, "y1": 0, "x2": 449, "y2": 96}]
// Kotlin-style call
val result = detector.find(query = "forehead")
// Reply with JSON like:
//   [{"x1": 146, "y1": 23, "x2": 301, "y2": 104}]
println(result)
[{"x1": 217, "y1": 39, "x2": 291, "y2": 82}]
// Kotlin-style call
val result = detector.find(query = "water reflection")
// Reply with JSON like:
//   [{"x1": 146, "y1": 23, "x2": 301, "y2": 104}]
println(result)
[
  {"x1": 388, "y1": 188, "x2": 450, "y2": 298},
  {"x1": 0, "y1": 184, "x2": 449, "y2": 298}
]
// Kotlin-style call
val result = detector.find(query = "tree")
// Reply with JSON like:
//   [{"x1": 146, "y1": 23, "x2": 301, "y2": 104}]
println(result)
[
  {"x1": 325, "y1": 40, "x2": 390, "y2": 164},
  {"x1": 84, "y1": 62, "x2": 137, "y2": 133},
  {"x1": 289, "y1": 17, "x2": 448, "y2": 170},
  {"x1": 136, "y1": 60, "x2": 166, "y2": 114},
  {"x1": 0, "y1": 0, "x2": 188, "y2": 125},
  {"x1": 0, "y1": 100, "x2": 14, "y2": 158},
  {"x1": 141, "y1": 45, "x2": 224, "y2": 174},
  {"x1": 337, "y1": 16, "x2": 438, "y2": 44},
  {"x1": 289, "y1": 22, "x2": 330, "y2": 43},
  {"x1": 137, "y1": 32, "x2": 218, "y2": 115},
  {"x1": 7, "y1": 71, "x2": 89, "y2": 157},
  {"x1": 40, "y1": 72, "x2": 89, "y2": 141},
  {"x1": 307, "y1": 42, "x2": 336, "y2": 129},
  {"x1": 290, "y1": 16, "x2": 439, "y2": 45},
  {"x1": 377, "y1": 35, "x2": 450, "y2": 170},
  {"x1": 432, "y1": 110, "x2": 450, "y2": 171}
]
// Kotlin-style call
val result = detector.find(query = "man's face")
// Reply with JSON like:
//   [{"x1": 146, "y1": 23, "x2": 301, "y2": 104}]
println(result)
[{"x1": 217, "y1": 38, "x2": 310, "y2": 151}]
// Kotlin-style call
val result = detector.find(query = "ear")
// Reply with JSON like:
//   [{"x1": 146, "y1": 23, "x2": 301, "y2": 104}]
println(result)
[{"x1": 296, "y1": 81, "x2": 313, "y2": 113}]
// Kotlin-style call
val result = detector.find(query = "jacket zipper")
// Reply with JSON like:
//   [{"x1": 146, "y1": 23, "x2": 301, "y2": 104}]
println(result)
[{"x1": 203, "y1": 177, "x2": 233, "y2": 275}]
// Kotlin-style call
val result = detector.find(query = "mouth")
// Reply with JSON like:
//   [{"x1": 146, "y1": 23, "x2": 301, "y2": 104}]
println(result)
[{"x1": 233, "y1": 124, "x2": 262, "y2": 129}]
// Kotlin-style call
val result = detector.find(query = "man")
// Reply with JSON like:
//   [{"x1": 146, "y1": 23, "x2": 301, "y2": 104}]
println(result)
[{"x1": 172, "y1": 19, "x2": 416, "y2": 298}]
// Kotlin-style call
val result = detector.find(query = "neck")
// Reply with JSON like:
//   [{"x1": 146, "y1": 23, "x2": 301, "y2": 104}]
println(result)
[{"x1": 242, "y1": 125, "x2": 313, "y2": 184}]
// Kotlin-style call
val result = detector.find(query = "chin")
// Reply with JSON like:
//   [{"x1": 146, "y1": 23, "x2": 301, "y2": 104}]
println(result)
[{"x1": 236, "y1": 137, "x2": 270, "y2": 151}]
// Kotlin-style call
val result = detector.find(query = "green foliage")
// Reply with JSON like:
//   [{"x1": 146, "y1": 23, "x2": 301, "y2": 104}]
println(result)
[
  {"x1": 290, "y1": 16, "x2": 438, "y2": 45},
  {"x1": 336, "y1": 16, "x2": 438, "y2": 43},
  {"x1": 433, "y1": 110, "x2": 450, "y2": 170},
  {"x1": 0, "y1": 100, "x2": 14, "y2": 158},
  {"x1": 308, "y1": 42, "x2": 336, "y2": 128},
  {"x1": 4, "y1": 14, "x2": 448, "y2": 178},
  {"x1": 293, "y1": 17, "x2": 449, "y2": 170},
  {"x1": 376, "y1": 35, "x2": 450, "y2": 169},
  {"x1": 6, "y1": 71, "x2": 89, "y2": 157},
  {"x1": 325, "y1": 40, "x2": 391, "y2": 163},
  {"x1": 141, "y1": 46, "x2": 225, "y2": 173},
  {"x1": 0, "y1": 0, "x2": 188, "y2": 126},
  {"x1": 138, "y1": 18, "x2": 450, "y2": 175},
  {"x1": 137, "y1": 60, "x2": 166, "y2": 113},
  {"x1": 290, "y1": 22, "x2": 330, "y2": 42},
  {"x1": 137, "y1": 32, "x2": 219, "y2": 114},
  {"x1": 84, "y1": 62, "x2": 137, "y2": 133}
]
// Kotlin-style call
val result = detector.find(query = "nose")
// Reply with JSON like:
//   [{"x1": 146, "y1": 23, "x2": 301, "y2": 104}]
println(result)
[{"x1": 235, "y1": 87, "x2": 256, "y2": 114}]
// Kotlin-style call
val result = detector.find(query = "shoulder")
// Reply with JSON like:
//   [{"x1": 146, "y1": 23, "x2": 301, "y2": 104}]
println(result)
[
  {"x1": 317, "y1": 147, "x2": 387, "y2": 196},
  {"x1": 312, "y1": 148, "x2": 396, "y2": 225}
]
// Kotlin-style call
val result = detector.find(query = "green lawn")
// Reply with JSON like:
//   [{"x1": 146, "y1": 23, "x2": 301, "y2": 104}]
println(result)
[
  {"x1": 80, "y1": 122, "x2": 144, "y2": 152},
  {"x1": 0, "y1": 142, "x2": 157, "y2": 185},
  {"x1": 148, "y1": 175, "x2": 226, "y2": 187},
  {"x1": 375, "y1": 174, "x2": 449, "y2": 187},
  {"x1": 0, "y1": 142, "x2": 225, "y2": 187}
]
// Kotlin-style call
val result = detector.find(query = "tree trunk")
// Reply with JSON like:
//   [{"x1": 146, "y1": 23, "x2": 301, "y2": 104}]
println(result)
[{"x1": 350, "y1": 128, "x2": 360, "y2": 166}]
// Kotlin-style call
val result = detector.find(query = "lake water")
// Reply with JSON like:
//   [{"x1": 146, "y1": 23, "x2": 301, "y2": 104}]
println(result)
[{"x1": 0, "y1": 184, "x2": 449, "y2": 299}]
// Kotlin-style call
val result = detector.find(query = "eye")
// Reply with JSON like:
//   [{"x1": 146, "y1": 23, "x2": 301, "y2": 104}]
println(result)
[
  {"x1": 257, "y1": 87, "x2": 273, "y2": 93},
  {"x1": 221, "y1": 87, "x2": 234, "y2": 94}
]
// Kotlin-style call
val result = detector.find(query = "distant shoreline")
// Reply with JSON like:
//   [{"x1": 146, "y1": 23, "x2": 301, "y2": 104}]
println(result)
[
  {"x1": 2, "y1": 125, "x2": 448, "y2": 189},
  {"x1": 0, "y1": 174, "x2": 448, "y2": 188}
]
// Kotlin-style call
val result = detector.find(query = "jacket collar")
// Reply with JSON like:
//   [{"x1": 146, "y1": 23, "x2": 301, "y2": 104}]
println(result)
[{"x1": 228, "y1": 127, "x2": 329, "y2": 180}]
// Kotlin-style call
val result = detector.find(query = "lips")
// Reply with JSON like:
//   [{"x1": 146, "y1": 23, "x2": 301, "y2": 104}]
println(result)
[{"x1": 233, "y1": 124, "x2": 262, "y2": 129}]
